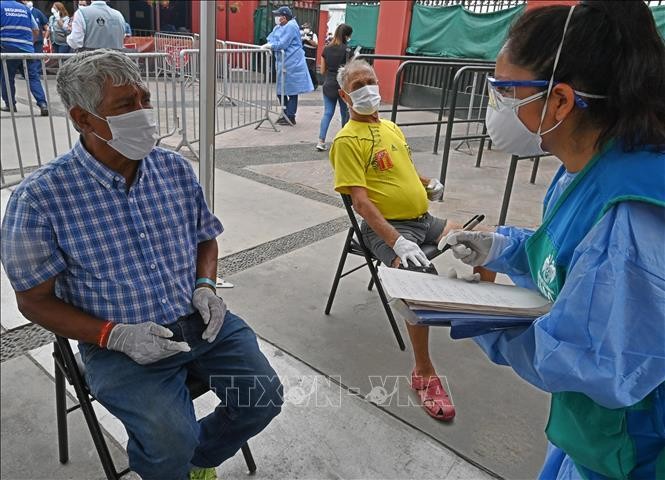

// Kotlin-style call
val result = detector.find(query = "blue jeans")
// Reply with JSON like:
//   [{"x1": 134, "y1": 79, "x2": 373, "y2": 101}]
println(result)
[
  {"x1": 0, "y1": 45, "x2": 47, "y2": 107},
  {"x1": 277, "y1": 94, "x2": 298, "y2": 120},
  {"x1": 79, "y1": 311, "x2": 283, "y2": 480},
  {"x1": 53, "y1": 43, "x2": 70, "y2": 53},
  {"x1": 319, "y1": 93, "x2": 349, "y2": 142}
]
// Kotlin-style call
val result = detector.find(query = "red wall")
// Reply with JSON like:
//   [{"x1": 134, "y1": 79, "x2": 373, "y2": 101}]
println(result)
[
  {"x1": 373, "y1": 0, "x2": 414, "y2": 103},
  {"x1": 191, "y1": 0, "x2": 259, "y2": 44},
  {"x1": 317, "y1": 10, "x2": 329, "y2": 66}
]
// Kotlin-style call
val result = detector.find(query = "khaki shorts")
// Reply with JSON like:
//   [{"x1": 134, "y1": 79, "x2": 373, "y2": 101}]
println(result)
[{"x1": 359, "y1": 212, "x2": 447, "y2": 266}]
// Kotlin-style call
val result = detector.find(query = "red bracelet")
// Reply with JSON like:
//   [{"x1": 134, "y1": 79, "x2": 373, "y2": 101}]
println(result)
[{"x1": 97, "y1": 320, "x2": 115, "y2": 348}]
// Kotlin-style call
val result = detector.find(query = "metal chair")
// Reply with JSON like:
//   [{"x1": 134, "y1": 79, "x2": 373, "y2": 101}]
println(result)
[
  {"x1": 324, "y1": 194, "x2": 442, "y2": 351},
  {"x1": 52, "y1": 335, "x2": 257, "y2": 479}
]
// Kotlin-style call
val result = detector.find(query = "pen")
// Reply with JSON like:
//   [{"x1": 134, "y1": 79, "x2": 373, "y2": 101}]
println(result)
[{"x1": 437, "y1": 214, "x2": 485, "y2": 251}]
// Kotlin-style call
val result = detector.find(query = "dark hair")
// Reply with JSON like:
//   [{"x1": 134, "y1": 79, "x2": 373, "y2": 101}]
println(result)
[
  {"x1": 504, "y1": 1, "x2": 665, "y2": 151},
  {"x1": 332, "y1": 23, "x2": 353, "y2": 46}
]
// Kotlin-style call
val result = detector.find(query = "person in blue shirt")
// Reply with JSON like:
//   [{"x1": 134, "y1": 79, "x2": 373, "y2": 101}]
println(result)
[
  {"x1": 445, "y1": 2, "x2": 665, "y2": 479},
  {"x1": 1, "y1": 50, "x2": 282, "y2": 480},
  {"x1": 0, "y1": 0, "x2": 48, "y2": 115},
  {"x1": 263, "y1": 5, "x2": 313, "y2": 126},
  {"x1": 22, "y1": 0, "x2": 47, "y2": 52}
]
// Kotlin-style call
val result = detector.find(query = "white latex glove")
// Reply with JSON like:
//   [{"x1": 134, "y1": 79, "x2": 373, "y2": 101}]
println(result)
[
  {"x1": 426, "y1": 178, "x2": 444, "y2": 201},
  {"x1": 106, "y1": 322, "x2": 191, "y2": 365},
  {"x1": 393, "y1": 235, "x2": 430, "y2": 267},
  {"x1": 447, "y1": 267, "x2": 480, "y2": 283},
  {"x1": 192, "y1": 287, "x2": 228, "y2": 342},
  {"x1": 261, "y1": 43, "x2": 272, "y2": 50},
  {"x1": 445, "y1": 231, "x2": 496, "y2": 266}
]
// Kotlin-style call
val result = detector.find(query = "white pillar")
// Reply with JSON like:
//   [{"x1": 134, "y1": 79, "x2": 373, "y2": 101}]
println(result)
[{"x1": 199, "y1": 0, "x2": 217, "y2": 210}]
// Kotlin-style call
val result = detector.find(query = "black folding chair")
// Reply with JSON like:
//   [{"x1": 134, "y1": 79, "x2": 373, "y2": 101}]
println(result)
[
  {"x1": 324, "y1": 194, "x2": 442, "y2": 351},
  {"x1": 52, "y1": 335, "x2": 257, "y2": 479}
]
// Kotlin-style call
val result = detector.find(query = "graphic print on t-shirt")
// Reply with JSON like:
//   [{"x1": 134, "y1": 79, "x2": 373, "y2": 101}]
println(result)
[{"x1": 374, "y1": 149, "x2": 394, "y2": 172}]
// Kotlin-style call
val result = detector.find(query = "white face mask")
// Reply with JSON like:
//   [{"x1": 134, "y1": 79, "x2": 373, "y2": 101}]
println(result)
[
  {"x1": 485, "y1": 91, "x2": 562, "y2": 156},
  {"x1": 486, "y1": 5, "x2": 577, "y2": 157},
  {"x1": 275, "y1": 16, "x2": 281, "y2": 26},
  {"x1": 303, "y1": 28, "x2": 311, "y2": 34},
  {"x1": 26, "y1": 1, "x2": 33, "y2": 8},
  {"x1": 89, "y1": 109, "x2": 158, "y2": 160},
  {"x1": 345, "y1": 84, "x2": 381, "y2": 115},
  {"x1": 51, "y1": 8, "x2": 59, "y2": 16}
]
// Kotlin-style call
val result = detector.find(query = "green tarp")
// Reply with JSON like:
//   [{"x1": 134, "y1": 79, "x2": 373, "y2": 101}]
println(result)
[
  {"x1": 652, "y1": 6, "x2": 665, "y2": 40},
  {"x1": 406, "y1": 4, "x2": 525, "y2": 60},
  {"x1": 254, "y1": 6, "x2": 269, "y2": 45},
  {"x1": 345, "y1": 4, "x2": 379, "y2": 49}
]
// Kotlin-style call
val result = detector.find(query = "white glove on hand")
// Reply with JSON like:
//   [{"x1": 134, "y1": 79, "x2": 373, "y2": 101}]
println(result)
[
  {"x1": 447, "y1": 267, "x2": 480, "y2": 283},
  {"x1": 106, "y1": 322, "x2": 191, "y2": 365},
  {"x1": 393, "y1": 235, "x2": 430, "y2": 267},
  {"x1": 426, "y1": 178, "x2": 444, "y2": 201},
  {"x1": 445, "y1": 231, "x2": 496, "y2": 266},
  {"x1": 261, "y1": 43, "x2": 272, "y2": 50},
  {"x1": 192, "y1": 287, "x2": 228, "y2": 343}
]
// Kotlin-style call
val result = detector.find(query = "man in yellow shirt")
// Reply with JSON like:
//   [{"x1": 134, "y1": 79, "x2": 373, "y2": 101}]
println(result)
[{"x1": 330, "y1": 59, "x2": 459, "y2": 421}]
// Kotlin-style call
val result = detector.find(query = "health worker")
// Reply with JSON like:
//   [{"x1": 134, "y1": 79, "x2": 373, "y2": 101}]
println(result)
[
  {"x1": 446, "y1": 2, "x2": 665, "y2": 479},
  {"x1": 263, "y1": 5, "x2": 313, "y2": 126}
]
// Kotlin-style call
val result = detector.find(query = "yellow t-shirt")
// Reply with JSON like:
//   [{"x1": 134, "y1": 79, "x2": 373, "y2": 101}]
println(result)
[{"x1": 330, "y1": 119, "x2": 428, "y2": 220}]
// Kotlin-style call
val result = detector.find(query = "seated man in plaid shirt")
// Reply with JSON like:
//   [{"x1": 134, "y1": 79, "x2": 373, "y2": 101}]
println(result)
[{"x1": 1, "y1": 49, "x2": 281, "y2": 480}]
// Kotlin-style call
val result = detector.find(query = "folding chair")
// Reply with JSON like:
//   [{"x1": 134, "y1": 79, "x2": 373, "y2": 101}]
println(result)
[
  {"x1": 52, "y1": 335, "x2": 257, "y2": 479},
  {"x1": 324, "y1": 194, "x2": 443, "y2": 351}
]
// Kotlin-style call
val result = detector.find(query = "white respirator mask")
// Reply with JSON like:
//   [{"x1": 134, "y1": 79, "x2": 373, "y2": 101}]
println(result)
[
  {"x1": 274, "y1": 16, "x2": 281, "y2": 25},
  {"x1": 345, "y1": 85, "x2": 381, "y2": 115},
  {"x1": 89, "y1": 108, "x2": 158, "y2": 160},
  {"x1": 485, "y1": 5, "x2": 577, "y2": 157},
  {"x1": 485, "y1": 91, "x2": 556, "y2": 156}
]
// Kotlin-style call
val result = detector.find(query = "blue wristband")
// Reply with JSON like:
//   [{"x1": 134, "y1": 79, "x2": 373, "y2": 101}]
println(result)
[{"x1": 195, "y1": 277, "x2": 217, "y2": 289}]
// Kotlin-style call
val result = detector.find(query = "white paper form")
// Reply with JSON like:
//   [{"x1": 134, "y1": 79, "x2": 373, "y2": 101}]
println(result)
[{"x1": 378, "y1": 266, "x2": 551, "y2": 315}]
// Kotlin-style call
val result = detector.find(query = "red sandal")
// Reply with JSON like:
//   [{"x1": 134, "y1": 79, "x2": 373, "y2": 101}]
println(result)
[{"x1": 410, "y1": 370, "x2": 456, "y2": 421}]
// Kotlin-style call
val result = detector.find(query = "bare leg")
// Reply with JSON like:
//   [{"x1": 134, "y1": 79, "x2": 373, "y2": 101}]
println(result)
[
  {"x1": 391, "y1": 250, "x2": 455, "y2": 420},
  {"x1": 390, "y1": 257, "x2": 436, "y2": 377},
  {"x1": 406, "y1": 323, "x2": 436, "y2": 377}
]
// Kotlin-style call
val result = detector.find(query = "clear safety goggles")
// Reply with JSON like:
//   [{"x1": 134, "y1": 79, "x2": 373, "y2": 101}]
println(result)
[{"x1": 487, "y1": 77, "x2": 606, "y2": 111}]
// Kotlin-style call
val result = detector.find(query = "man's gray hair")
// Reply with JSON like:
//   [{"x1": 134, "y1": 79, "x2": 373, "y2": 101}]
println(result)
[
  {"x1": 56, "y1": 49, "x2": 146, "y2": 115},
  {"x1": 336, "y1": 58, "x2": 375, "y2": 92}
]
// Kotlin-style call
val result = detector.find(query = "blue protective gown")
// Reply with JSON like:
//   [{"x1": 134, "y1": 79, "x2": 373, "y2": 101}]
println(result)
[
  {"x1": 267, "y1": 18, "x2": 314, "y2": 96},
  {"x1": 476, "y1": 169, "x2": 665, "y2": 479}
]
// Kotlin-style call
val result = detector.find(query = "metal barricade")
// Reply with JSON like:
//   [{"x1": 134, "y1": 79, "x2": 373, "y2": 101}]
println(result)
[
  {"x1": 155, "y1": 32, "x2": 198, "y2": 81},
  {"x1": 175, "y1": 48, "x2": 280, "y2": 159},
  {"x1": 0, "y1": 52, "x2": 177, "y2": 189},
  {"x1": 437, "y1": 64, "x2": 547, "y2": 225},
  {"x1": 438, "y1": 64, "x2": 494, "y2": 185}
]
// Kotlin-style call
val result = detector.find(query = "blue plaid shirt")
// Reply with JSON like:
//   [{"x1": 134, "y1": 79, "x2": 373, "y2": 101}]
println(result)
[{"x1": 1, "y1": 141, "x2": 224, "y2": 325}]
